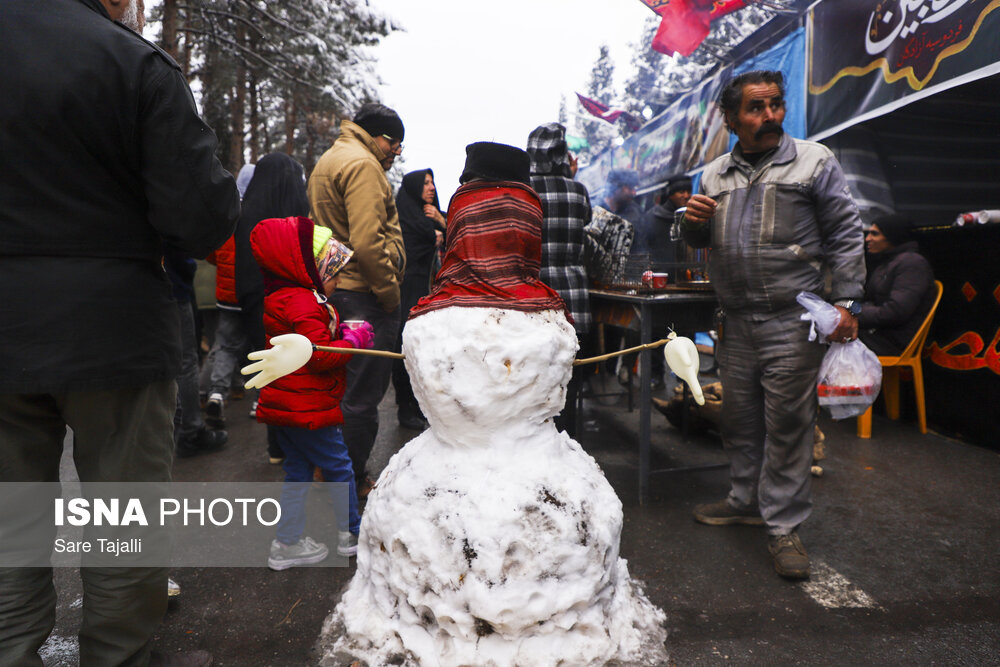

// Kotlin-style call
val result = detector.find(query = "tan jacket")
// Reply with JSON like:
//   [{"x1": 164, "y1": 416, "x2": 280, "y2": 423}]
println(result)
[{"x1": 308, "y1": 120, "x2": 405, "y2": 311}]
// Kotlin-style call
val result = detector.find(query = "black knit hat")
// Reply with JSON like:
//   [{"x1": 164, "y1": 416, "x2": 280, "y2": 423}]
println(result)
[
  {"x1": 459, "y1": 142, "x2": 531, "y2": 185},
  {"x1": 871, "y1": 213, "x2": 914, "y2": 246},
  {"x1": 353, "y1": 102, "x2": 405, "y2": 142},
  {"x1": 663, "y1": 173, "x2": 693, "y2": 197}
]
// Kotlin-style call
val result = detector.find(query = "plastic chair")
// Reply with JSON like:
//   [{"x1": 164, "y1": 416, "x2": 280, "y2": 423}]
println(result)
[{"x1": 857, "y1": 280, "x2": 943, "y2": 438}]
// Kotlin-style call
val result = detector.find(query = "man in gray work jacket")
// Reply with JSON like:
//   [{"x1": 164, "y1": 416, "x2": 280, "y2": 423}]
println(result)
[{"x1": 682, "y1": 70, "x2": 864, "y2": 580}]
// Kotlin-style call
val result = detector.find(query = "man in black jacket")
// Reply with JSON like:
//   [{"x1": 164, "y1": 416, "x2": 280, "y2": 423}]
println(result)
[
  {"x1": 0, "y1": 0, "x2": 239, "y2": 665},
  {"x1": 635, "y1": 173, "x2": 692, "y2": 269}
]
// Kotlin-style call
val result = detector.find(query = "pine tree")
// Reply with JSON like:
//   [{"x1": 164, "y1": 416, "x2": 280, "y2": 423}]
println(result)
[
  {"x1": 575, "y1": 45, "x2": 620, "y2": 164},
  {"x1": 622, "y1": 16, "x2": 670, "y2": 133},
  {"x1": 577, "y1": 3, "x2": 781, "y2": 172},
  {"x1": 642, "y1": 4, "x2": 777, "y2": 112},
  {"x1": 150, "y1": 0, "x2": 396, "y2": 173}
]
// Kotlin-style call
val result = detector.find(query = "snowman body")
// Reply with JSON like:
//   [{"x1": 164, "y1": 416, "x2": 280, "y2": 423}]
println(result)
[{"x1": 323, "y1": 306, "x2": 666, "y2": 666}]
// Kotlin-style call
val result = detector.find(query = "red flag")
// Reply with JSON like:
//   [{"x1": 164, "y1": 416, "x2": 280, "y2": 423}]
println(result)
[
  {"x1": 576, "y1": 93, "x2": 644, "y2": 131},
  {"x1": 576, "y1": 92, "x2": 610, "y2": 118},
  {"x1": 645, "y1": 0, "x2": 747, "y2": 57}
]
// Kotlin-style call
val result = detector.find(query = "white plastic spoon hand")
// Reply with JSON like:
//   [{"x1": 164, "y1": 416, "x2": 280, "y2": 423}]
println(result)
[
  {"x1": 663, "y1": 332, "x2": 705, "y2": 405},
  {"x1": 241, "y1": 333, "x2": 313, "y2": 390}
]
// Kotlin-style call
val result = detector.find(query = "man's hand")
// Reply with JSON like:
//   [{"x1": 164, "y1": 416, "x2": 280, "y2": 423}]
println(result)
[
  {"x1": 826, "y1": 306, "x2": 860, "y2": 344},
  {"x1": 684, "y1": 194, "x2": 717, "y2": 225}
]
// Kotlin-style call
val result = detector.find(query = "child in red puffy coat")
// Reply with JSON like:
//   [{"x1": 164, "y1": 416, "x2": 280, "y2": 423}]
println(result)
[{"x1": 250, "y1": 216, "x2": 374, "y2": 569}]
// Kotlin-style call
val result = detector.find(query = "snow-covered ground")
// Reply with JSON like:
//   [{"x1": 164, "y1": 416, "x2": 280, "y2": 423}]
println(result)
[{"x1": 322, "y1": 307, "x2": 667, "y2": 666}]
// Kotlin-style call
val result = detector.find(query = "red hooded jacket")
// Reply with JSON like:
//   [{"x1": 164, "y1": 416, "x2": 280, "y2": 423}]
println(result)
[{"x1": 250, "y1": 216, "x2": 354, "y2": 429}]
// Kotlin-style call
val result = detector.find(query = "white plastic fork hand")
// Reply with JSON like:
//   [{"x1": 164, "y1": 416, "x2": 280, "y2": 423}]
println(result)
[{"x1": 241, "y1": 333, "x2": 314, "y2": 390}]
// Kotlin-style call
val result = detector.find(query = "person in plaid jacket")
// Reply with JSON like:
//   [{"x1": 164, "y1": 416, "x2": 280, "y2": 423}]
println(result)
[{"x1": 526, "y1": 122, "x2": 593, "y2": 436}]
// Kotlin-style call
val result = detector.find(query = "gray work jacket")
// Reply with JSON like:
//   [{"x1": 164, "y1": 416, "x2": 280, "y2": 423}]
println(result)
[{"x1": 683, "y1": 133, "x2": 865, "y2": 317}]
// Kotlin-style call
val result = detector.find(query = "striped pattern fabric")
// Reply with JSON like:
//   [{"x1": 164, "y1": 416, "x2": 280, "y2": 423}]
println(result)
[{"x1": 408, "y1": 181, "x2": 570, "y2": 321}]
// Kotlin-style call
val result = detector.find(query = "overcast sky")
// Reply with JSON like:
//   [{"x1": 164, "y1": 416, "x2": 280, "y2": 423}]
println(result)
[{"x1": 369, "y1": 0, "x2": 654, "y2": 204}]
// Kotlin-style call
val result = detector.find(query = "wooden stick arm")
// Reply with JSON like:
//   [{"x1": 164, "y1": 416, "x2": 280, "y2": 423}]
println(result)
[
  {"x1": 243, "y1": 333, "x2": 697, "y2": 390},
  {"x1": 571, "y1": 338, "x2": 671, "y2": 366},
  {"x1": 313, "y1": 344, "x2": 404, "y2": 359}
]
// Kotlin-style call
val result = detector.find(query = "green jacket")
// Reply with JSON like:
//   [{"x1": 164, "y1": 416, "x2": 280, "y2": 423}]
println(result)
[{"x1": 308, "y1": 120, "x2": 405, "y2": 311}]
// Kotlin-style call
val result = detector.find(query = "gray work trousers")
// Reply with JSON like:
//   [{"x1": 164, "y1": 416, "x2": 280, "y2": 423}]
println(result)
[
  {"x1": 715, "y1": 310, "x2": 826, "y2": 535},
  {"x1": 0, "y1": 381, "x2": 175, "y2": 666}
]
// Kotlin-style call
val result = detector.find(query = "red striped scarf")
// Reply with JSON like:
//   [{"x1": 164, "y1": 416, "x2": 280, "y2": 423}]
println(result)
[{"x1": 408, "y1": 181, "x2": 571, "y2": 322}]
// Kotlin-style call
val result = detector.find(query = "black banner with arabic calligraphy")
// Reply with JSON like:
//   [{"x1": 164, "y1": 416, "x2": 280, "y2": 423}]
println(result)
[
  {"x1": 917, "y1": 224, "x2": 1000, "y2": 449},
  {"x1": 808, "y1": 0, "x2": 1000, "y2": 138}
]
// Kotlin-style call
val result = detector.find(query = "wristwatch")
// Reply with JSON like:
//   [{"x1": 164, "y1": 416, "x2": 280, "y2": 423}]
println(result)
[{"x1": 835, "y1": 299, "x2": 862, "y2": 316}]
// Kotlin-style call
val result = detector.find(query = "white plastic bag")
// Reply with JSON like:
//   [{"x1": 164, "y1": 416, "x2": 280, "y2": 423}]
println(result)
[
  {"x1": 816, "y1": 340, "x2": 882, "y2": 419},
  {"x1": 797, "y1": 291, "x2": 882, "y2": 419},
  {"x1": 796, "y1": 291, "x2": 841, "y2": 341}
]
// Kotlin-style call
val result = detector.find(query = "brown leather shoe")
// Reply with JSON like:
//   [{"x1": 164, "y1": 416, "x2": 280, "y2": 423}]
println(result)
[
  {"x1": 149, "y1": 650, "x2": 213, "y2": 667},
  {"x1": 693, "y1": 499, "x2": 765, "y2": 526},
  {"x1": 768, "y1": 532, "x2": 811, "y2": 579}
]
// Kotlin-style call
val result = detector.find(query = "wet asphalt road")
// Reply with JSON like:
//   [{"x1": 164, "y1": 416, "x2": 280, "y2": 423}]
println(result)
[{"x1": 44, "y1": 378, "x2": 1000, "y2": 666}]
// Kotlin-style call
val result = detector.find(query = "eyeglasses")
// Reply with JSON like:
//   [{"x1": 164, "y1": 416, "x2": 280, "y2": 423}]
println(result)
[{"x1": 381, "y1": 135, "x2": 403, "y2": 154}]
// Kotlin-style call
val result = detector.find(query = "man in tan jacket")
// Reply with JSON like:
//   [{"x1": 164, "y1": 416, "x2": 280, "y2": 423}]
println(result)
[{"x1": 308, "y1": 103, "x2": 406, "y2": 492}]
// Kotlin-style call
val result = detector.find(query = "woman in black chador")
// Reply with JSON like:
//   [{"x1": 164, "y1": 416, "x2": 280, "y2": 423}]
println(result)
[
  {"x1": 392, "y1": 168, "x2": 446, "y2": 430},
  {"x1": 233, "y1": 152, "x2": 311, "y2": 462}
]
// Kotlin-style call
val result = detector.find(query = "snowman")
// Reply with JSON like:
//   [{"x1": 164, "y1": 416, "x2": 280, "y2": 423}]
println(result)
[{"x1": 249, "y1": 144, "x2": 670, "y2": 665}]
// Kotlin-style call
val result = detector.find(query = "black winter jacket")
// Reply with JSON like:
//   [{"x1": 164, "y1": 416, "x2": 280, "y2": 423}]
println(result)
[
  {"x1": 858, "y1": 241, "x2": 935, "y2": 356},
  {"x1": 634, "y1": 202, "x2": 679, "y2": 272},
  {"x1": 0, "y1": 0, "x2": 240, "y2": 392}
]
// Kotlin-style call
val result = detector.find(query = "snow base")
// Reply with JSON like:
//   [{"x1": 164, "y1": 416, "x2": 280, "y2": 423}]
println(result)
[{"x1": 320, "y1": 308, "x2": 667, "y2": 666}]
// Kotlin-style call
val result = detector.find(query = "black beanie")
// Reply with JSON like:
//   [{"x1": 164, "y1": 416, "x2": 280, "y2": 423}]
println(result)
[
  {"x1": 871, "y1": 213, "x2": 914, "y2": 246},
  {"x1": 353, "y1": 102, "x2": 405, "y2": 141},
  {"x1": 459, "y1": 142, "x2": 531, "y2": 186},
  {"x1": 663, "y1": 173, "x2": 693, "y2": 197}
]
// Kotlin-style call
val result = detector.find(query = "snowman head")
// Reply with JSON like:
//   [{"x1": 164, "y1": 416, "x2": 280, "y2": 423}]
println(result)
[{"x1": 402, "y1": 307, "x2": 577, "y2": 446}]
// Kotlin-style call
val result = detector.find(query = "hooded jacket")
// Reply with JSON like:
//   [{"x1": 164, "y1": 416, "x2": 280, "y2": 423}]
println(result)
[
  {"x1": 307, "y1": 121, "x2": 405, "y2": 311},
  {"x1": 858, "y1": 240, "x2": 935, "y2": 355},
  {"x1": 635, "y1": 201, "x2": 679, "y2": 271},
  {"x1": 526, "y1": 123, "x2": 593, "y2": 334},
  {"x1": 250, "y1": 217, "x2": 355, "y2": 429},
  {"x1": 0, "y1": 0, "x2": 239, "y2": 392}
]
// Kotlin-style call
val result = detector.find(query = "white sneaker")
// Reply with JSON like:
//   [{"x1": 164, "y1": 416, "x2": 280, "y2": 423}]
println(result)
[
  {"x1": 205, "y1": 392, "x2": 225, "y2": 427},
  {"x1": 167, "y1": 578, "x2": 181, "y2": 598},
  {"x1": 267, "y1": 536, "x2": 328, "y2": 570},
  {"x1": 337, "y1": 531, "x2": 358, "y2": 557}
]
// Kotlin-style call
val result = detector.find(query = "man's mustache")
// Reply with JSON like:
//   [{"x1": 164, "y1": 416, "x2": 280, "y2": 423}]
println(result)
[{"x1": 754, "y1": 122, "x2": 784, "y2": 140}]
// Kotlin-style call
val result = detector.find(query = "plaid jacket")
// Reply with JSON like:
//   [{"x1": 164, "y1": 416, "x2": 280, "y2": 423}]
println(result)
[{"x1": 527, "y1": 123, "x2": 593, "y2": 334}]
